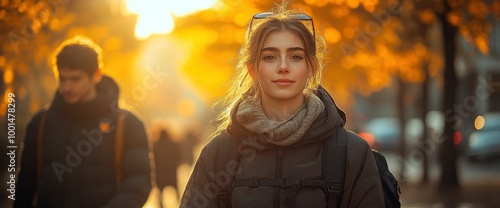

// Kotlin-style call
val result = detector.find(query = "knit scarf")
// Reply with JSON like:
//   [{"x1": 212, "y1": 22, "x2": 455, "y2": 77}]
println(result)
[{"x1": 236, "y1": 93, "x2": 325, "y2": 146}]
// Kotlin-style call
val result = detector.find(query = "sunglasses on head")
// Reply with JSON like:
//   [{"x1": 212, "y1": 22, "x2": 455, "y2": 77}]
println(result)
[{"x1": 247, "y1": 12, "x2": 316, "y2": 41}]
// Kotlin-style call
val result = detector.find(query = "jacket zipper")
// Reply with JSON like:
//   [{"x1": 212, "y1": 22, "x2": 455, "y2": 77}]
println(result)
[
  {"x1": 274, "y1": 146, "x2": 284, "y2": 208},
  {"x1": 277, "y1": 147, "x2": 284, "y2": 176}
]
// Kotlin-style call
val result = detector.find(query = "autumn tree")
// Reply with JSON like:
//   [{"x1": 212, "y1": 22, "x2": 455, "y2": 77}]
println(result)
[
  {"x1": 1, "y1": 0, "x2": 143, "y2": 117},
  {"x1": 433, "y1": 0, "x2": 499, "y2": 190},
  {"x1": 391, "y1": 0, "x2": 499, "y2": 189}
]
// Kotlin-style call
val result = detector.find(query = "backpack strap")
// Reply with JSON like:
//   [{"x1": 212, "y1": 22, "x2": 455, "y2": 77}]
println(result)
[
  {"x1": 233, "y1": 178, "x2": 325, "y2": 188},
  {"x1": 114, "y1": 110, "x2": 127, "y2": 190},
  {"x1": 323, "y1": 127, "x2": 347, "y2": 208},
  {"x1": 37, "y1": 111, "x2": 47, "y2": 181},
  {"x1": 233, "y1": 177, "x2": 325, "y2": 208},
  {"x1": 215, "y1": 132, "x2": 240, "y2": 208},
  {"x1": 34, "y1": 111, "x2": 48, "y2": 206}
]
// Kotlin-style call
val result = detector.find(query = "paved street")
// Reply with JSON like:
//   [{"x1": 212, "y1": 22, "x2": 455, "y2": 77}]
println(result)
[{"x1": 383, "y1": 151, "x2": 500, "y2": 208}]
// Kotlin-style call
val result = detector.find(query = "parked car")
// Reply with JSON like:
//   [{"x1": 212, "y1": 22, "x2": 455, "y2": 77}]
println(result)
[
  {"x1": 358, "y1": 117, "x2": 401, "y2": 150},
  {"x1": 358, "y1": 112, "x2": 444, "y2": 152},
  {"x1": 466, "y1": 112, "x2": 500, "y2": 161}
]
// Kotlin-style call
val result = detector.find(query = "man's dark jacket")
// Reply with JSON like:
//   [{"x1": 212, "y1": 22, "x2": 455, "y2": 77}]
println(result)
[{"x1": 14, "y1": 76, "x2": 152, "y2": 208}]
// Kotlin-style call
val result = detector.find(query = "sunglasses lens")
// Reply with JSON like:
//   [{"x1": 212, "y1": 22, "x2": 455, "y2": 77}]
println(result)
[
  {"x1": 253, "y1": 12, "x2": 274, "y2": 19},
  {"x1": 247, "y1": 12, "x2": 316, "y2": 45},
  {"x1": 291, "y1": 14, "x2": 312, "y2": 20}
]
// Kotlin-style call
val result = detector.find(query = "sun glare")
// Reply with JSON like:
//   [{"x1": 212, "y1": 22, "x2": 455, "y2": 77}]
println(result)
[{"x1": 125, "y1": 0, "x2": 217, "y2": 40}]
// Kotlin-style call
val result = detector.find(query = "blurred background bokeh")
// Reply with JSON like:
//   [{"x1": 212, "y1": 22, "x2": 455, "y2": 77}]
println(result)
[{"x1": 1, "y1": 0, "x2": 500, "y2": 207}]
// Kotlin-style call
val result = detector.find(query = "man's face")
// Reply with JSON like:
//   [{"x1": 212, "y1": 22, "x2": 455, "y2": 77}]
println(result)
[{"x1": 58, "y1": 69, "x2": 100, "y2": 104}]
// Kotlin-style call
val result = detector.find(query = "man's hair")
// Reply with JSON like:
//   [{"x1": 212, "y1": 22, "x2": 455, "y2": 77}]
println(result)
[{"x1": 52, "y1": 36, "x2": 103, "y2": 76}]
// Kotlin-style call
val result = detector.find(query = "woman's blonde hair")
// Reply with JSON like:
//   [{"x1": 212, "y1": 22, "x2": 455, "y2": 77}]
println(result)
[{"x1": 211, "y1": 6, "x2": 327, "y2": 138}]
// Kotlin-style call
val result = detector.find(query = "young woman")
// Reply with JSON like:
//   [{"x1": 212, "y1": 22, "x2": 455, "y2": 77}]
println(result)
[{"x1": 180, "y1": 8, "x2": 385, "y2": 208}]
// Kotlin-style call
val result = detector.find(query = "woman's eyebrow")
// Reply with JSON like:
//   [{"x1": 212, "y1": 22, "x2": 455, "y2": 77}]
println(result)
[
  {"x1": 287, "y1": 47, "x2": 305, "y2": 52},
  {"x1": 261, "y1": 47, "x2": 305, "y2": 52},
  {"x1": 261, "y1": 47, "x2": 279, "y2": 52}
]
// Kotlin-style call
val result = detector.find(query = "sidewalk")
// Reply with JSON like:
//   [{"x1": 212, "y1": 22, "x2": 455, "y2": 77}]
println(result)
[{"x1": 400, "y1": 181, "x2": 500, "y2": 208}]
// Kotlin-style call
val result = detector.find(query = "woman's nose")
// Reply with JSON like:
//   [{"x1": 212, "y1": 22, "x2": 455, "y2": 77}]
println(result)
[{"x1": 277, "y1": 59, "x2": 289, "y2": 73}]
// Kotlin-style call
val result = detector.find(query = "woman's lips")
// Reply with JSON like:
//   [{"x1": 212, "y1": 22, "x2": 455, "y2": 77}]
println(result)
[{"x1": 272, "y1": 79, "x2": 294, "y2": 87}]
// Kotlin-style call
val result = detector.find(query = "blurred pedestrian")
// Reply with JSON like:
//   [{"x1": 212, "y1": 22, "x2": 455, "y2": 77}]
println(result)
[
  {"x1": 153, "y1": 129, "x2": 181, "y2": 207},
  {"x1": 180, "y1": 125, "x2": 201, "y2": 166},
  {"x1": 15, "y1": 36, "x2": 152, "y2": 208},
  {"x1": 181, "y1": 4, "x2": 384, "y2": 208}
]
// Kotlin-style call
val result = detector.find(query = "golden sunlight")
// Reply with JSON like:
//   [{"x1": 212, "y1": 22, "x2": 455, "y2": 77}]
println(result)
[{"x1": 125, "y1": 0, "x2": 217, "y2": 40}]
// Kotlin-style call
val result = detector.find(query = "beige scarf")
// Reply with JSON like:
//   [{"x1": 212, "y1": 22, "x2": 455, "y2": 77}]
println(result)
[{"x1": 236, "y1": 93, "x2": 325, "y2": 146}]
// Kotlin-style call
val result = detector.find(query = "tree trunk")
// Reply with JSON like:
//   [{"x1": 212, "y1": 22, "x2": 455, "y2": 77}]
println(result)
[
  {"x1": 438, "y1": 2, "x2": 460, "y2": 190},
  {"x1": 397, "y1": 75, "x2": 407, "y2": 182},
  {"x1": 420, "y1": 62, "x2": 429, "y2": 184}
]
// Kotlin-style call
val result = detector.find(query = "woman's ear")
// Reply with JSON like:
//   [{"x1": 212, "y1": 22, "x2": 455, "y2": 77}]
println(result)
[
  {"x1": 308, "y1": 68, "x2": 314, "y2": 78},
  {"x1": 247, "y1": 64, "x2": 256, "y2": 79}
]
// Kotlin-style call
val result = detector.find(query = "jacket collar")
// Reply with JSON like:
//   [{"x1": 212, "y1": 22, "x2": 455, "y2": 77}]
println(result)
[{"x1": 49, "y1": 75, "x2": 119, "y2": 121}]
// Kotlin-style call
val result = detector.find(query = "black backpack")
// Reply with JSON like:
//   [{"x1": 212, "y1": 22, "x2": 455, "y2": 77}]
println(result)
[{"x1": 214, "y1": 127, "x2": 401, "y2": 208}]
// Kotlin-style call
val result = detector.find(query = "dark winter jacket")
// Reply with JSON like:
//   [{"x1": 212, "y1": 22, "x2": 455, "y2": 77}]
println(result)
[
  {"x1": 15, "y1": 76, "x2": 152, "y2": 208},
  {"x1": 180, "y1": 87, "x2": 385, "y2": 207}
]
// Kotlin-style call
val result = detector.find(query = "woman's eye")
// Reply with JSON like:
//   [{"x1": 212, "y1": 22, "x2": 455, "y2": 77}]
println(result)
[
  {"x1": 263, "y1": 55, "x2": 276, "y2": 60},
  {"x1": 290, "y1": 55, "x2": 304, "y2": 60}
]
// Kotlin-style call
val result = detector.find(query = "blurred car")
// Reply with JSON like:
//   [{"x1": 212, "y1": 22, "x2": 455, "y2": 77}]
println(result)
[
  {"x1": 358, "y1": 112, "x2": 445, "y2": 152},
  {"x1": 358, "y1": 117, "x2": 401, "y2": 150},
  {"x1": 466, "y1": 112, "x2": 500, "y2": 161}
]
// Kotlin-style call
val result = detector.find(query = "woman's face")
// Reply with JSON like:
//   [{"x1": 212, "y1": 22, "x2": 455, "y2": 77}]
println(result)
[{"x1": 255, "y1": 29, "x2": 312, "y2": 106}]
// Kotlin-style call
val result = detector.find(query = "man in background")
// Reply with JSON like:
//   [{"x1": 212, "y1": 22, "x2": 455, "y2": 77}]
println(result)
[{"x1": 15, "y1": 36, "x2": 152, "y2": 208}]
